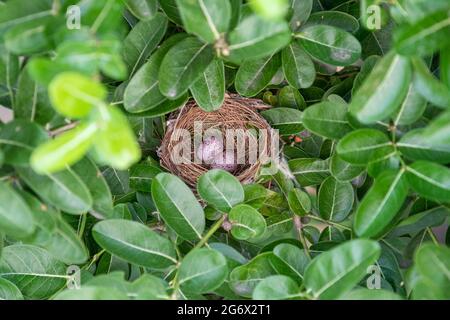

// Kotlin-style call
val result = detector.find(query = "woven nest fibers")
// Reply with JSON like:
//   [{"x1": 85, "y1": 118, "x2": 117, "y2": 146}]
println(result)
[{"x1": 158, "y1": 94, "x2": 274, "y2": 188}]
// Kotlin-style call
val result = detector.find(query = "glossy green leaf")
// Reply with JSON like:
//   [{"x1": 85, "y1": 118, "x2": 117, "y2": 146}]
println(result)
[
  {"x1": 318, "y1": 176, "x2": 354, "y2": 222},
  {"x1": 397, "y1": 129, "x2": 450, "y2": 164},
  {"x1": 159, "y1": 37, "x2": 215, "y2": 99},
  {"x1": 336, "y1": 129, "x2": 395, "y2": 165},
  {"x1": 176, "y1": 0, "x2": 231, "y2": 43},
  {"x1": 341, "y1": 288, "x2": 403, "y2": 300},
  {"x1": 236, "y1": 54, "x2": 281, "y2": 97},
  {"x1": 92, "y1": 219, "x2": 177, "y2": 269},
  {"x1": 289, "y1": 158, "x2": 330, "y2": 186},
  {"x1": 287, "y1": 188, "x2": 311, "y2": 216},
  {"x1": 125, "y1": 0, "x2": 158, "y2": 21},
  {"x1": 298, "y1": 25, "x2": 361, "y2": 66},
  {"x1": 49, "y1": 72, "x2": 107, "y2": 119},
  {"x1": 354, "y1": 170, "x2": 408, "y2": 238},
  {"x1": 229, "y1": 253, "x2": 277, "y2": 298},
  {"x1": 302, "y1": 101, "x2": 352, "y2": 139},
  {"x1": 278, "y1": 86, "x2": 307, "y2": 110},
  {"x1": 123, "y1": 13, "x2": 168, "y2": 76},
  {"x1": 92, "y1": 106, "x2": 141, "y2": 170},
  {"x1": 0, "y1": 120, "x2": 48, "y2": 166},
  {"x1": 0, "y1": 245, "x2": 67, "y2": 300},
  {"x1": 411, "y1": 57, "x2": 450, "y2": 109},
  {"x1": 262, "y1": 108, "x2": 303, "y2": 135},
  {"x1": 391, "y1": 206, "x2": 449, "y2": 237},
  {"x1": 198, "y1": 169, "x2": 245, "y2": 212},
  {"x1": 227, "y1": 14, "x2": 291, "y2": 64},
  {"x1": 330, "y1": 153, "x2": 365, "y2": 182},
  {"x1": 178, "y1": 248, "x2": 228, "y2": 293},
  {"x1": 152, "y1": 173, "x2": 205, "y2": 241},
  {"x1": 0, "y1": 181, "x2": 35, "y2": 238},
  {"x1": 304, "y1": 11, "x2": 360, "y2": 33},
  {"x1": 289, "y1": 0, "x2": 313, "y2": 31},
  {"x1": 129, "y1": 162, "x2": 163, "y2": 193},
  {"x1": 406, "y1": 161, "x2": 450, "y2": 203},
  {"x1": 124, "y1": 34, "x2": 187, "y2": 113},
  {"x1": 30, "y1": 123, "x2": 97, "y2": 174},
  {"x1": 282, "y1": 41, "x2": 315, "y2": 89},
  {"x1": 0, "y1": 278, "x2": 23, "y2": 300},
  {"x1": 190, "y1": 59, "x2": 225, "y2": 112},
  {"x1": 395, "y1": 11, "x2": 450, "y2": 57},
  {"x1": 392, "y1": 83, "x2": 427, "y2": 126},
  {"x1": 349, "y1": 52, "x2": 412, "y2": 124},
  {"x1": 0, "y1": 0, "x2": 53, "y2": 35},
  {"x1": 4, "y1": 18, "x2": 52, "y2": 55},
  {"x1": 270, "y1": 243, "x2": 309, "y2": 283},
  {"x1": 16, "y1": 167, "x2": 93, "y2": 215},
  {"x1": 253, "y1": 275, "x2": 300, "y2": 300},
  {"x1": 304, "y1": 239, "x2": 381, "y2": 299},
  {"x1": 228, "y1": 204, "x2": 266, "y2": 240}
]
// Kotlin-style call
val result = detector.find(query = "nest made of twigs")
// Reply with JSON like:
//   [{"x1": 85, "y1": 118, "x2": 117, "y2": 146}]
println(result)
[{"x1": 158, "y1": 94, "x2": 274, "y2": 188}]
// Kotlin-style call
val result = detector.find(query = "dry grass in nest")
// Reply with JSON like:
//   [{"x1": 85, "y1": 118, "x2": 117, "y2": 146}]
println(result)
[{"x1": 158, "y1": 94, "x2": 274, "y2": 188}]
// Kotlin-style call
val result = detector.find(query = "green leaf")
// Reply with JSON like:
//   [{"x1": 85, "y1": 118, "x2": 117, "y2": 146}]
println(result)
[
  {"x1": 0, "y1": 120, "x2": 48, "y2": 166},
  {"x1": 123, "y1": 13, "x2": 168, "y2": 77},
  {"x1": 253, "y1": 275, "x2": 300, "y2": 300},
  {"x1": 124, "y1": 34, "x2": 187, "y2": 113},
  {"x1": 349, "y1": 52, "x2": 412, "y2": 124},
  {"x1": 0, "y1": 0, "x2": 53, "y2": 35},
  {"x1": 304, "y1": 239, "x2": 381, "y2": 299},
  {"x1": 411, "y1": 57, "x2": 450, "y2": 109},
  {"x1": 330, "y1": 154, "x2": 365, "y2": 182},
  {"x1": 289, "y1": 158, "x2": 330, "y2": 186},
  {"x1": 392, "y1": 83, "x2": 427, "y2": 126},
  {"x1": 270, "y1": 243, "x2": 309, "y2": 283},
  {"x1": 92, "y1": 106, "x2": 141, "y2": 170},
  {"x1": 318, "y1": 176, "x2": 354, "y2": 222},
  {"x1": 411, "y1": 244, "x2": 450, "y2": 300},
  {"x1": 0, "y1": 245, "x2": 67, "y2": 300},
  {"x1": 236, "y1": 54, "x2": 281, "y2": 97},
  {"x1": 304, "y1": 11, "x2": 360, "y2": 33},
  {"x1": 159, "y1": 37, "x2": 215, "y2": 99},
  {"x1": 229, "y1": 253, "x2": 277, "y2": 298},
  {"x1": 298, "y1": 25, "x2": 361, "y2": 66},
  {"x1": 340, "y1": 288, "x2": 403, "y2": 300},
  {"x1": 49, "y1": 72, "x2": 107, "y2": 119},
  {"x1": 0, "y1": 278, "x2": 23, "y2": 300},
  {"x1": 227, "y1": 14, "x2": 291, "y2": 64},
  {"x1": 406, "y1": 161, "x2": 450, "y2": 203},
  {"x1": 30, "y1": 123, "x2": 97, "y2": 174},
  {"x1": 302, "y1": 101, "x2": 352, "y2": 139},
  {"x1": 4, "y1": 18, "x2": 52, "y2": 55},
  {"x1": 55, "y1": 286, "x2": 129, "y2": 300},
  {"x1": 92, "y1": 219, "x2": 178, "y2": 269},
  {"x1": 289, "y1": 0, "x2": 313, "y2": 31},
  {"x1": 262, "y1": 108, "x2": 303, "y2": 135},
  {"x1": 72, "y1": 157, "x2": 114, "y2": 219},
  {"x1": 441, "y1": 49, "x2": 450, "y2": 89},
  {"x1": 354, "y1": 170, "x2": 408, "y2": 238},
  {"x1": 394, "y1": 11, "x2": 450, "y2": 57},
  {"x1": 152, "y1": 173, "x2": 205, "y2": 241},
  {"x1": 397, "y1": 129, "x2": 450, "y2": 164},
  {"x1": 228, "y1": 204, "x2": 266, "y2": 240},
  {"x1": 176, "y1": 0, "x2": 231, "y2": 43},
  {"x1": 391, "y1": 206, "x2": 449, "y2": 237},
  {"x1": 16, "y1": 167, "x2": 93, "y2": 215},
  {"x1": 197, "y1": 169, "x2": 245, "y2": 212},
  {"x1": 178, "y1": 248, "x2": 228, "y2": 294},
  {"x1": 336, "y1": 129, "x2": 395, "y2": 165},
  {"x1": 282, "y1": 41, "x2": 315, "y2": 89},
  {"x1": 287, "y1": 188, "x2": 311, "y2": 216},
  {"x1": 278, "y1": 86, "x2": 306, "y2": 110},
  {"x1": 159, "y1": 0, "x2": 183, "y2": 25},
  {"x1": 125, "y1": 0, "x2": 158, "y2": 21},
  {"x1": 243, "y1": 184, "x2": 268, "y2": 209},
  {"x1": 190, "y1": 59, "x2": 225, "y2": 112},
  {"x1": 0, "y1": 181, "x2": 35, "y2": 238},
  {"x1": 129, "y1": 162, "x2": 163, "y2": 193}
]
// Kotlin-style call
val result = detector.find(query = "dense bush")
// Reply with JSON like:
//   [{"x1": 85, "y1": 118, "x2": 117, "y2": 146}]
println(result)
[{"x1": 0, "y1": 0, "x2": 449, "y2": 300}]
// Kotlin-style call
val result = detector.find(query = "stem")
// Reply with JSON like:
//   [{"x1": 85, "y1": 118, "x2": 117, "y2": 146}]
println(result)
[
  {"x1": 307, "y1": 215, "x2": 352, "y2": 231},
  {"x1": 77, "y1": 213, "x2": 87, "y2": 238},
  {"x1": 194, "y1": 215, "x2": 227, "y2": 250},
  {"x1": 85, "y1": 249, "x2": 106, "y2": 271},
  {"x1": 426, "y1": 227, "x2": 439, "y2": 245},
  {"x1": 293, "y1": 216, "x2": 311, "y2": 259},
  {"x1": 50, "y1": 122, "x2": 79, "y2": 137},
  {"x1": 170, "y1": 269, "x2": 181, "y2": 300}
]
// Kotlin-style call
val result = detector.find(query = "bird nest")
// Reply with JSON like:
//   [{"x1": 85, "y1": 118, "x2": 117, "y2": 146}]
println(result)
[{"x1": 158, "y1": 94, "x2": 274, "y2": 188}]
